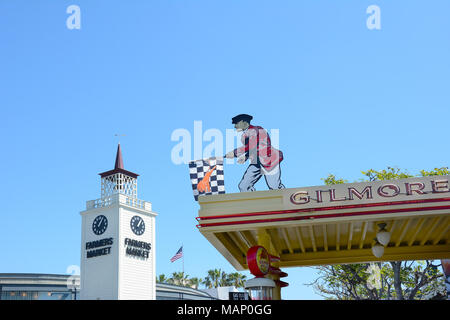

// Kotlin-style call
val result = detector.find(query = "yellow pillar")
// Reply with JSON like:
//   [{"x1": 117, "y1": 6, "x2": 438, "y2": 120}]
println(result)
[
  {"x1": 256, "y1": 230, "x2": 271, "y2": 251},
  {"x1": 257, "y1": 230, "x2": 281, "y2": 300}
]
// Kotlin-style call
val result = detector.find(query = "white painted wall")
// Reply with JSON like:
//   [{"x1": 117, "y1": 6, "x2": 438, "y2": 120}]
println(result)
[
  {"x1": 80, "y1": 198, "x2": 156, "y2": 300},
  {"x1": 118, "y1": 206, "x2": 155, "y2": 300}
]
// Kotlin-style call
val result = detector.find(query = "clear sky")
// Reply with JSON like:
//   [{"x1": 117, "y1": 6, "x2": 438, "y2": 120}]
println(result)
[{"x1": 0, "y1": 1, "x2": 449, "y2": 299}]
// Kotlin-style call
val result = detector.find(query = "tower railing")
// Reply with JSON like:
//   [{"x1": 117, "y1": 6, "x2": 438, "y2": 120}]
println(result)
[{"x1": 86, "y1": 193, "x2": 151, "y2": 211}]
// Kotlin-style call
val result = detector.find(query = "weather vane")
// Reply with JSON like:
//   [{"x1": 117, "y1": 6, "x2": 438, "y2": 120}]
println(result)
[{"x1": 114, "y1": 133, "x2": 126, "y2": 144}]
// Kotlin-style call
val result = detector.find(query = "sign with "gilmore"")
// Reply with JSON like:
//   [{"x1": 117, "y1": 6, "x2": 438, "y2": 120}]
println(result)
[{"x1": 284, "y1": 175, "x2": 450, "y2": 211}]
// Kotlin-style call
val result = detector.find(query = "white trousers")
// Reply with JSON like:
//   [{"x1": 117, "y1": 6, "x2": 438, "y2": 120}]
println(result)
[{"x1": 238, "y1": 163, "x2": 285, "y2": 192}]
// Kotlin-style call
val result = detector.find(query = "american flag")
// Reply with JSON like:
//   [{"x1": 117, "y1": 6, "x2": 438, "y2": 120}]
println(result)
[{"x1": 170, "y1": 246, "x2": 183, "y2": 262}]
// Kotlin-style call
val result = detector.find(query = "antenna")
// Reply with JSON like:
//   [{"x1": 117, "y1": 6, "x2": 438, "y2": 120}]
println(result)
[{"x1": 114, "y1": 133, "x2": 126, "y2": 144}]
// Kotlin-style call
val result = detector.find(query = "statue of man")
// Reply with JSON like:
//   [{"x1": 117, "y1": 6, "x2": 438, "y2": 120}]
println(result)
[{"x1": 225, "y1": 114, "x2": 285, "y2": 192}]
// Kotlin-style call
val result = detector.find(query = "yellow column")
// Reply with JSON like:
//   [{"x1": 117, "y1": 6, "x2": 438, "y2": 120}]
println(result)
[
  {"x1": 257, "y1": 230, "x2": 281, "y2": 300},
  {"x1": 256, "y1": 230, "x2": 271, "y2": 251}
]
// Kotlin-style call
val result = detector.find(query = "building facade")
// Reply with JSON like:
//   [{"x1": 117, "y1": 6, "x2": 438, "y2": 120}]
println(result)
[{"x1": 0, "y1": 274, "x2": 215, "y2": 300}]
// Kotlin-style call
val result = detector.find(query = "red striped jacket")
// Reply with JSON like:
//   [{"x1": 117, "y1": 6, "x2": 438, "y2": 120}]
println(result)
[{"x1": 233, "y1": 125, "x2": 283, "y2": 171}]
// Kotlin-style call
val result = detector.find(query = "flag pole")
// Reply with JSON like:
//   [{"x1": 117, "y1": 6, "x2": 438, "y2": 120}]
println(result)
[{"x1": 182, "y1": 244, "x2": 184, "y2": 276}]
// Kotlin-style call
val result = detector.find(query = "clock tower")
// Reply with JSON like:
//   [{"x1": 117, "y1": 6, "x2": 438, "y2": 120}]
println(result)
[{"x1": 80, "y1": 144, "x2": 157, "y2": 300}]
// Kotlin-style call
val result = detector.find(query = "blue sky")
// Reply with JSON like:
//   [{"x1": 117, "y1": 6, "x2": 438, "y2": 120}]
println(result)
[{"x1": 0, "y1": 1, "x2": 449, "y2": 299}]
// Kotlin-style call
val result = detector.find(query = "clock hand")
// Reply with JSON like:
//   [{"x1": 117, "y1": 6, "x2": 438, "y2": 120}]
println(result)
[{"x1": 99, "y1": 217, "x2": 105, "y2": 229}]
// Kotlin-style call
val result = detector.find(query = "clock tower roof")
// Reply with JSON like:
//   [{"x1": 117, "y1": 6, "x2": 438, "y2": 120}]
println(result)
[
  {"x1": 99, "y1": 143, "x2": 139, "y2": 179},
  {"x1": 114, "y1": 143, "x2": 124, "y2": 170}
]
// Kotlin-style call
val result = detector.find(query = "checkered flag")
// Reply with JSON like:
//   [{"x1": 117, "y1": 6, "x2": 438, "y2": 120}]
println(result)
[{"x1": 189, "y1": 157, "x2": 225, "y2": 201}]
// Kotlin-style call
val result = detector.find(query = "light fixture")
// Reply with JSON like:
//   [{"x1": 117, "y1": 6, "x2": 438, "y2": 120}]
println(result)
[
  {"x1": 244, "y1": 277, "x2": 276, "y2": 301},
  {"x1": 376, "y1": 222, "x2": 391, "y2": 246},
  {"x1": 371, "y1": 238, "x2": 385, "y2": 258}
]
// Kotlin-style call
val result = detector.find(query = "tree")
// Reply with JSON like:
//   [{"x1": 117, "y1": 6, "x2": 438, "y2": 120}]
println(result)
[
  {"x1": 188, "y1": 277, "x2": 203, "y2": 289},
  {"x1": 307, "y1": 167, "x2": 447, "y2": 300},
  {"x1": 203, "y1": 269, "x2": 226, "y2": 288},
  {"x1": 156, "y1": 274, "x2": 169, "y2": 283},
  {"x1": 218, "y1": 270, "x2": 231, "y2": 287},
  {"x1": 202, "y1": 269, "x2": 247, "y2": 288},
  {"x1": 227, "y1": 272, "x2": 247, "y2": 288},
  {"x1": 168, "y1": 271, "x2": 189, "y2": 286},
  {"x1": 158, "y1": 269, "x2": 247, "y2": 289}
]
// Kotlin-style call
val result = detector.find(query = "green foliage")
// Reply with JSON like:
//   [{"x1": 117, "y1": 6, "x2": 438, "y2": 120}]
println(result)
[
  {"x1": 202, "y1": 268, "x2": 247, "y2": 289},
  {"x1": 188, "y1": 277, "x2": 202, "y2": 289},
  {"x1": 156, "y1": 269, "x2": 247, "y2": 289},
  {"x1": 419, "y1": 167, "x2": 450, "y2": 177},
  {"x1": 156, "y1": 274, "x2": 168, "y2": 283},
  {"x1": 167, "y1": 271, "x2": 190, "y2": 286},
  {"x1": 361, "y1": 167, "x2": 414, "y2": 181},
  {"x1": 323, "y1": 166, "x2": 450, "y2": 183},
  {"x1": 226, "y1": 272, "x2": 247, "y2": 288},
  {"x1": 321, "y1": 174, "x2": 347, "y2": 185}
]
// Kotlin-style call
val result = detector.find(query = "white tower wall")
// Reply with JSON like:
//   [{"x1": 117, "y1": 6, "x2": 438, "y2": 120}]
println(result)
[
  {"x1": 118, "y1": 206, "x2": 156, "y2": 299},
  {"x1": 80, "y1": 206, "x2": 119, "y2": 300},
  {"x1": 80, "y1": 194, "x2": 156, "y2": 300}
]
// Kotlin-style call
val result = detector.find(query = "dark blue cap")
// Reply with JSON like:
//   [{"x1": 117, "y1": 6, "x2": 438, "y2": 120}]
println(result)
[{"x1": 232, "y1": 114, "x2": 253, "y2": 124}]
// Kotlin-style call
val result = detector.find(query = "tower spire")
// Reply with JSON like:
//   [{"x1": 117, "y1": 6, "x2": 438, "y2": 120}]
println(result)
[
  {"x1": 99, "y1": 143, "x2": 138, "y2": 178},
  {"x1": 115, "y1": 143, "x2": 124, "y2": 170}
]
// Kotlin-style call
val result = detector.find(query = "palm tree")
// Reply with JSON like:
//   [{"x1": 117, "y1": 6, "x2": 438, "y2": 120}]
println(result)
[
  {"x1": 203, "y1": 269, "x2": 221, "y2": 288},
  {"x1": 202, "y1": 275, "x2": 212, "y2": 289},
  {"x1": 169, "y1": 271, "x2": 189, "y2": 286},
  {"x1": 203, "y1": 269, "x2": 246, "y2": 288},
  {"x1": 157, "y1": 274, "x2": 168, "y2": 283},
  {"x1": 227, "y1": 272, "x2": 247, "y2": 288},
  {"x1": 188, "y1": 277, "x2": 203, "y2": 289},
  {"x1": 219, "y1": 270, "x2": 231, "y2": 287}
]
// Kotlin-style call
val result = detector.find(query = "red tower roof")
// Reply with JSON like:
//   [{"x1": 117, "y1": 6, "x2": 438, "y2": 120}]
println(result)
[
  {"x1": 114, "y1": 143, "x2": 124, "y2": 170},
  {"x1": 99, "y1": 143, "x2": 139, "y2": 178}
]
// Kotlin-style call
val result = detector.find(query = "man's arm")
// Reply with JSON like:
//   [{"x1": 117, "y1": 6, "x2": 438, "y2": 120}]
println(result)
[{"x1": 225, "y1": 151, "x2": 235, "y2": 158}]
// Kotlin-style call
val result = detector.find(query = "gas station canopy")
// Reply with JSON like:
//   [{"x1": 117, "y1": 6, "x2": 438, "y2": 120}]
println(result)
[{"x1": 196, "y1": 175, "x2": 450, "y2": 270}]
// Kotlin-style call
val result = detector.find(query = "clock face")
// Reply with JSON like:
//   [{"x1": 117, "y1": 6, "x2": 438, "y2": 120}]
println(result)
[
  {"x1": 130, "y1": 215, "x2": 145, "y2": 236},
  {"x1": 92, "y1": 215, "x2": 108, "y2": 235}
]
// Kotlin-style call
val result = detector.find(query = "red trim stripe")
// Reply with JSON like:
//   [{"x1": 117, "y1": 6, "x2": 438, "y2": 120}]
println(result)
[
  {"x1": 196, "y1": 197, "x2": 450, "y2": 222},
  {"x1": 196, "y1": 204, "x2": 450, "y2": 228}
]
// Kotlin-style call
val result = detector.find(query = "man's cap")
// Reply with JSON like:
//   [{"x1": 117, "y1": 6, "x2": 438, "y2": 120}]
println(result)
[{"x1": 232, "y1": 114, "x2": 253, "y2": 124}]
